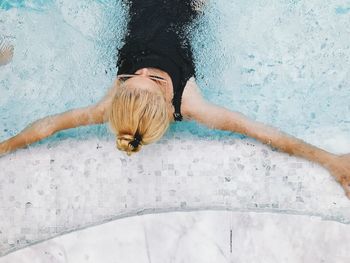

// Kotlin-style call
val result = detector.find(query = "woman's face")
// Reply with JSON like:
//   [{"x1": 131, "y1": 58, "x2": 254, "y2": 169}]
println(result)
[{"x1": 121, "y1": 68, "x2": 167, "y2": 97}]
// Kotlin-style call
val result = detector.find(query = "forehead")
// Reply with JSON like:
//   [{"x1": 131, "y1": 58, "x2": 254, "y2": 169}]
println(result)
[{"x1": 123, "y1": 76, "x2": 162, "y2": 93}]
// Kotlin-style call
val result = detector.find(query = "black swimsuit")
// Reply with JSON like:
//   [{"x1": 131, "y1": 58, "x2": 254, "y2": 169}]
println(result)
[{"x1": 116, "y1": 0, "x2": 201, "y2": 121}]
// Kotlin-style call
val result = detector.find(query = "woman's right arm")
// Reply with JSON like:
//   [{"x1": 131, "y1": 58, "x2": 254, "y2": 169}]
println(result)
[
  {"x1": 188, "y1": 98, "x2": 350, "y2": 198},
  {"x1": 183, "y1": 80, "x2": 350, "y2": 197}
]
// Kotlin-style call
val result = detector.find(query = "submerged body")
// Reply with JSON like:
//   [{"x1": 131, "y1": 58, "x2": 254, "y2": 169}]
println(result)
[
  {"x1": 0, "y1": 0, "x2": 350, "y2": 198},
  {"x1": 116, "y1": 0, "x2": 201, "y2": 121}
]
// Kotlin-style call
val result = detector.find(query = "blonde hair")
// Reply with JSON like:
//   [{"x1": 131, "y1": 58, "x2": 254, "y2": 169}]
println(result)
[{"x1": 108, "y1": 80, "x2": 171, "y2": 156}]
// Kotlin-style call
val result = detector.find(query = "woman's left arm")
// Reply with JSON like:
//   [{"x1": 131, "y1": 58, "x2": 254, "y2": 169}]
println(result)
[
  {"x1": 0, "y1": 80, "x2": 119, "y2": 157},
  {"x1": 189, "y1": 100, "x2": 350, "y2": 198},
  {"x1": 0, "y1": 104, "x2": 107, "y2": 157}
]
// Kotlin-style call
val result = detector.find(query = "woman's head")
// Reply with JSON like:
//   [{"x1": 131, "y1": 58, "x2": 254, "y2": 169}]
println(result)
[{"x1": 108, "y1": 77, "x2": 171, "y2": 156}]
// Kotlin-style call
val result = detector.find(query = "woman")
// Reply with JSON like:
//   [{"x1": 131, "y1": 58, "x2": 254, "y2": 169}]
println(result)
[{"x1": 0, "y1": 0, "x2": 349, "y2": 198}]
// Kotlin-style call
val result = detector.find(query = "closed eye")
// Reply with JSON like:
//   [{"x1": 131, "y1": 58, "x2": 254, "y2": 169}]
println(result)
[
  {"x1": 149, "y1": 75, "x2": 165, "y2": 80},
  {"x1": 148, "y1": 75, "x2": 167, "y2": 85},
  {"x1": 152, "y1": 79, "x2": 165, "y2": 85}
]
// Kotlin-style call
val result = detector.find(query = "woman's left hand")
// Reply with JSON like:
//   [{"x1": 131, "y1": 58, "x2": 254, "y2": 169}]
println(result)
[
  {"x1": 328, "y1": 153, "x2": 350, "y2": 199},
  {"x1": 0, "y1": 140, "x2": 11, "y2": 158}
]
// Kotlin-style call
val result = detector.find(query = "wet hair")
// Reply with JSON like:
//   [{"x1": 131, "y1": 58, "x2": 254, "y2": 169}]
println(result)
[{"x1": 108, "y1": 80, "x2": 170, "y2": 156}]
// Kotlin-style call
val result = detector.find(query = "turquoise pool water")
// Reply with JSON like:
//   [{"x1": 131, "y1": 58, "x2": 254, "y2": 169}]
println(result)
[{"x1": 1, "y1": 0, "x2": 350, "y2": 151}]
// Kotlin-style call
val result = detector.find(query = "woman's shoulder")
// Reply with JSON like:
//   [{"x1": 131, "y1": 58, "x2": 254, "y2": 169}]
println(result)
[
  {"x1": 184, "y1": 76, "x2": 201, "y2": 93},
  {"x1": 181, "y1": 76, "x2": 205, "y2": 120}
]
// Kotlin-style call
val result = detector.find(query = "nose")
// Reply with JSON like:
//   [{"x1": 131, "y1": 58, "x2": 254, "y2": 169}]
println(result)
[{"x1": 135, "y1": 68, "x2": 149, "y2": 76}]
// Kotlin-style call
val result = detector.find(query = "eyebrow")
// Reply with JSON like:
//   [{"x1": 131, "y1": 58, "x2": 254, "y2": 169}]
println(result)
[
  {"x1": 133, "y1": 73, "x2": 166, "y2": 81},
  {"x1": 148, "y1": 75, "x2": 166, "y2": 80}
]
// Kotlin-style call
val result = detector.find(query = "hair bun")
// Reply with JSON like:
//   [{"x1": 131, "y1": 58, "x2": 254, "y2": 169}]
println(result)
[{"x1": 116, "y1": 133, "x2": 143, "y2": 155}]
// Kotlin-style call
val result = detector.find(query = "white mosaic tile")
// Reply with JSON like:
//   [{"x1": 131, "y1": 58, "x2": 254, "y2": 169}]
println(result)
[{"x1": 0, "y1": 136, "x2": 349, "y2": 256}]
